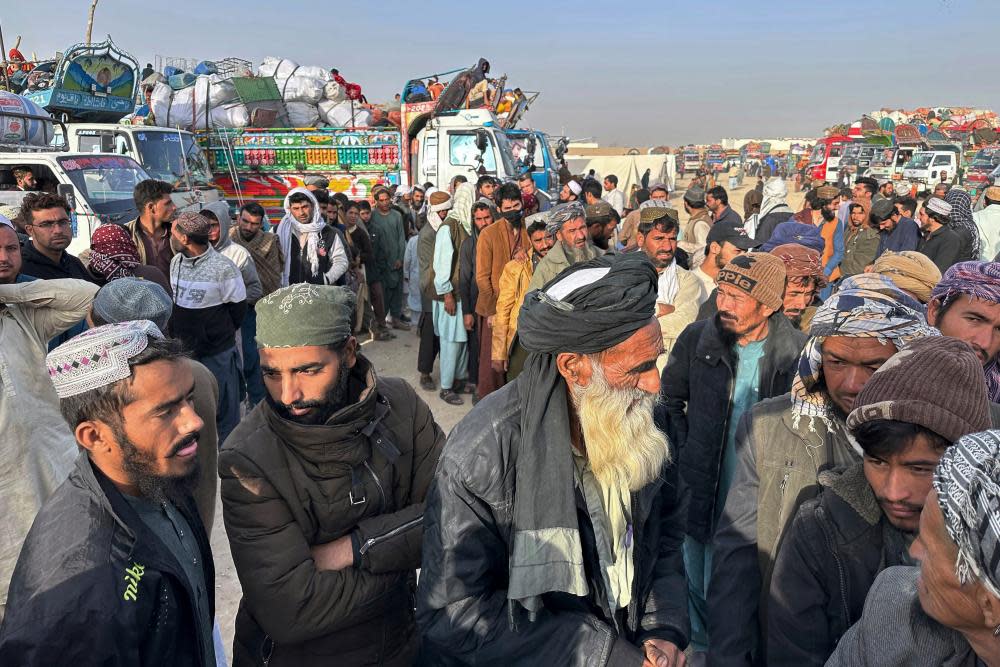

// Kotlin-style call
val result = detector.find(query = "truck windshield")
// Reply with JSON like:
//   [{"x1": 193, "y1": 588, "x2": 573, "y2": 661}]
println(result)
[
  {"x1": 871, "y1": 149, "x2": 896, "y2": 167},
  {"x1": 58, "y1": 155, "x2": 148, "y2": 222},
  {"x1": 133, "y1": 130, "x2": 214, "y2": 187},
  {"x1": 492, "y1": 130, "x2": 516, "y2": 178},
  {"x1": 807, "y1": 144, "x2": 825, "y2": 164},
  {"x1": 906, "y1": 153, "x2": 934, "y2": 169}
]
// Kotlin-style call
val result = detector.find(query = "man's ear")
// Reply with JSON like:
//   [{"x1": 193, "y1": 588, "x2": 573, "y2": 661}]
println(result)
[
  {"x1": 976, "y1": 583, "x2": 1000, "y2": 631},
  {"x1": 927, "y1": 298, "x2": 941, "y2": 327},
  {"x1": 75, "y1": 419, "x2": 116, "y2": 456},
  {"x1": 342, "y1": 336, "x2": 359, "y2": 369},
  {"x1": 556, "y1": 351, "x2": 593, "y2": 388}
]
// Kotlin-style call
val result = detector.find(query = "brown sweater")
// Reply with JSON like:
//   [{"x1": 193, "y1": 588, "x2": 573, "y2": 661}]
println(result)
[{"x1": 474, "y1": 219, "x2": 529, "y2": 317}]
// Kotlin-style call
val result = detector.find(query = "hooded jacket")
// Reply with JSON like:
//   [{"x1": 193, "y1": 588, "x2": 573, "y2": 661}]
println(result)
[
  {"x1": 0, "y1": 452, "x2": 215, "y2": 667},
  {"x1": 169, "y1": 245, "x2": 247, "y2": 357},
  {"x1": 219, "y1": 356, "x2": 445, "y2": 666},
  {"x1": 204, "y1": 201, "x2": 262, "y2": 303},
  {"x1": 659, "y1": 313, "x2": 805, "y2": 542},
  {"x1": 767, "y1": 463, "x2": 914, "y2": 666}
]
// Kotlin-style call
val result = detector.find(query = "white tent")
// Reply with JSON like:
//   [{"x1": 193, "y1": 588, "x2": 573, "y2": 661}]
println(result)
[{"x1": 563, "y1": 154, "x2": 675, "y2": 196}]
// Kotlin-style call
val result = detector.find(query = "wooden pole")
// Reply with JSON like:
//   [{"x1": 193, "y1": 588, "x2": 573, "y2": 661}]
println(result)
[
  {"x1": 0, "y1": 24, "x2": 11, "y2": 91},
  {"x1": 84, "y1": 0, "x2": 100, "y2": 45}
]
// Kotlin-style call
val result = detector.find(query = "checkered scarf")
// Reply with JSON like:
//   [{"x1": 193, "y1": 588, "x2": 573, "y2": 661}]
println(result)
[
  {"x1": 791, "y1": 273, "x2": 939, "y2": 429},
  {"x1": 934, "y1": 430, "x2": 1000, "y2": 598},
  {"x1": 88, "y1": 223, "x2": 141, "y2": 282}
]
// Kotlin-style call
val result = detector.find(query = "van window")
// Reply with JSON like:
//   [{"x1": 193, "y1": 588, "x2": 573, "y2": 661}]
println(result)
[
  {"x1": 449, "y1": 132, "x2": 497, "y2": 172},
  {"x1": 933, "y1": 154, "x2": 952, "y2": 166}
]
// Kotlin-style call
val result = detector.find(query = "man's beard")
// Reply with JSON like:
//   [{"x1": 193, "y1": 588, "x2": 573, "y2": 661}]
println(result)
[
  {"x1": 115, "y1": 426, "x2": 200, "y2": 505},
  {"x1": 820, "y1": 207, "x2": 836, "y2": 222},
  {"x1": 785, "y1": 311, "x2": 804, "y2": 328},
  {"x1": 571, "y1": 362, "x2": 670, "y2": 492},
  {"x1": 239, "y1": 228, "x2": 257, "y2": 241},
  {"x1": 563, "y1": 241, "x2": 590, "y2": 263},
  {"x1": 272, "y1": 361, "x2": 352, "y2": 425},
  {"x1": 714, "y1": 312, "x2": 741, "y2": 346}
]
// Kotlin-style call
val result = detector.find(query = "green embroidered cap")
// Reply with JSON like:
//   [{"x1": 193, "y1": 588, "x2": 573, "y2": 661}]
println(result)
[{"x1": 256, "y1": 283, "x2": 356, "y2": 349}]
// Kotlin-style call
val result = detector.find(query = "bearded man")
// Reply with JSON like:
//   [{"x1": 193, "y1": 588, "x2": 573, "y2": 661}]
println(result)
[
  {"x1": 528, "y1": 202, "x2": 603, "y2": 290},
  {"x1": 768, "y1": 243, "x2": 827, "y2": 330},
  {"x1": 418, "y1": 252, "x2": 689, "y2": 666},
  {"x1": 1, "y1": 322, "x2": 214, "y2": 666},
  {"x1": 220, "y1": 284, "x2": 445, "y2": 666}
]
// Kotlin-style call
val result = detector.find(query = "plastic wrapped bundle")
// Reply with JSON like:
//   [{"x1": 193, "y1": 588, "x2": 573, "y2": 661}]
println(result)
[
  {"x1": 324, "y1": 80, "x2": 346, "y2": 102},
  {"x1": 0, "y1": 91, "x2": 55, "y2": 146},
  {"x1": 318, "y1": 99, "x2": 372, "y2": 128},
  {"x1": 287, "y1": 101, "x2": 320, "y2": 127},
  {"x1": 168, "y1": 72, "x2": 197, "y2": 90},
  {"x1": 259, "y1": 57, "x2": 327, "y2": 103},
  {"x1": 150, "y1": 81, "x2": 249, "y2": 130}
]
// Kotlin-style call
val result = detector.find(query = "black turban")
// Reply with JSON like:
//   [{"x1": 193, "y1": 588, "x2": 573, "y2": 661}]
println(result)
[
  {"x1": 517, "y1": 251, "x2": 658, "y2": 355},
  {"x1": 507, "y1": 251, "x2": 659, "y2": 618}
]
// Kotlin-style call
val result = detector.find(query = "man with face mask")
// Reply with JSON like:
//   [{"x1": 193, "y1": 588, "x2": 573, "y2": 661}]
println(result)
[
  {"x1": 418, "y1": 252, "x2": 689, "y2": 666},
  {"x1": 220, "y1": 284, "x2": 445, "y2": 667},
  {"x1": 660, "y1": 252, "x2": 804, "y2": 658},
  {"x1": 1, "y1": 322, "x2": 214, "y2": 666},
  {"x1": 709, "y1": 274, "x2": 938, "y2": 666},
  {"x1": 475, "y1": 182, "x2": 530, "y2": 398}
]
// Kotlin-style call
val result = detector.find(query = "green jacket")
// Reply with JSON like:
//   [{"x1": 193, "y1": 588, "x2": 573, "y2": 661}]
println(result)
[
  {"x1": 369, "y1": 209, "x2": 406, "y2": 287},
  {"x1": 707, "y1": 394, "x2": 860, "y2": 665},
  {"x1": 527, "y1": 241, "x2": 603, "y2": 292}
]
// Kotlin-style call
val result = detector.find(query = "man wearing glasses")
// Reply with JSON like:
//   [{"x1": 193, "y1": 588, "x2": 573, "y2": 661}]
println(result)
[{"x1": 18, "y1": 193, "x2": 95, "y2": 283}]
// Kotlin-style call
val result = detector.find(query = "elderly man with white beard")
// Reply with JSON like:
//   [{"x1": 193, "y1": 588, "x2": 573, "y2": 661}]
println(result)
[{"x1": 417, "y1": 251, "x2": 689, "y2": 666}]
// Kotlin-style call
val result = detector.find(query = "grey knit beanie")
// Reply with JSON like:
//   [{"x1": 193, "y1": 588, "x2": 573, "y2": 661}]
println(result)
[{"x1": 847, "y1": 336, "x2": 990, "y2": 443}]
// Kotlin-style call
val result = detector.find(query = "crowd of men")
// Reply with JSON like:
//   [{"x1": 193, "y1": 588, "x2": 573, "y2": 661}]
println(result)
[{"x1": 3, "y1": 163, "x2": 1000, "y2": 667}]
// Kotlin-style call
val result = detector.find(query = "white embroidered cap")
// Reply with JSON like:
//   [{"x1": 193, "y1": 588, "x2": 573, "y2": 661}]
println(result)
[{"x1": 46, "y1": 320, "x2": 163, "y2": 398}]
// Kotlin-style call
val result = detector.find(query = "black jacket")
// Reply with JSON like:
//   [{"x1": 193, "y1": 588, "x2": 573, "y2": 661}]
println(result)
[
  {"x1": 753, "y1": 210, "x2": 794, "y2": 246},
  {"x1": 417, "y1": 380, "x2": 689, "y2": 665},
  {"x1": 659, "y1": 313, "x2": 806, "y2": 542},
  {"x1": 20, "y1": 241, "x2": 96, "y2": 282},
  {"x1": 918, "y1": 225, "x2": 963, "y2": 273},
  {"x1": 767, "y1": 464, "x2": 913, "y2": 667},
  {"x1": 0, "y1": 453, "x2": 214, "y2": 666},
  {"x1": 458, "y1": 234, "x2": 479, "y2": 319}
]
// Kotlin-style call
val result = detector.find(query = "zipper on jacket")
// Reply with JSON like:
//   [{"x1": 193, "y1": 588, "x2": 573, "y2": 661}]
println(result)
[
  {"x1": 363, "y1": 460, "x2": 387, "y2": 510},
  {"x1": 358, "y1": 515, "x2": 423, "y2": 555},
  {"x1": 816, "y1": 505, "x2": 851, "y2": 635}
]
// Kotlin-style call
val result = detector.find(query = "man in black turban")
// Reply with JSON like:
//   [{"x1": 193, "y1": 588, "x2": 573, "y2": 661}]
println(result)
[{"x1": 417, "y1": 252, "x2": 690, "y2": 666}]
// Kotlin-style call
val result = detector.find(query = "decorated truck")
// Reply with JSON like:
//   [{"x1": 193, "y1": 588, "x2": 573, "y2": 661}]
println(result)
[
  {"x1": 198, "y1": 126, "x2": 402, "y2": 218},
  {"x1": 705, "y1": 145, "x2": 726, "y2": 173},
  {"x1": 964, "y1": 146, "x2": 1000, "y2": 195}
]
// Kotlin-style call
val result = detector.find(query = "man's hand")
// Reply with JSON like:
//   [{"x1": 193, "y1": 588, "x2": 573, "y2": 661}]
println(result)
[
  {"x1": 393, "y1": 260, "x2": 402, "y2": 270},
  {"x1": 463, "y1": 313, "x2": 474, "y2": 330},
  {"x1": 311, "y1": 535, "x2": 355, "y2": 572},
  {"x1": 642, "y1": 639, "x2": 686, "y2": 667},
  {"x1": 657, "y1": 303, "x2": 676, "y2": 317},
  {"x1": 491, "y1": 359, "x2": 508, "y2": 374},
  {"x1": 487, "y1": 315, "x2": 494, "y2": 328},
  {"x1": 444, "y1": 292, "x2": 457, "y2": 316}
]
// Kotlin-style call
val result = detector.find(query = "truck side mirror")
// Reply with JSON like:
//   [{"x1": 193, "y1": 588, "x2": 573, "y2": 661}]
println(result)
[
  {"x1": 57, "y1": 183, "x2": 76, "y2": 209},
  {"x1": 475, "y1": 129, "x2": 488, "y2": 153}
]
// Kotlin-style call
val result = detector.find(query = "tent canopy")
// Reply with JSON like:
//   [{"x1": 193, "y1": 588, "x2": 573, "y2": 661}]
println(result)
[{"x1": 562, "y1": 154, "x2": 675, "y2": 194}]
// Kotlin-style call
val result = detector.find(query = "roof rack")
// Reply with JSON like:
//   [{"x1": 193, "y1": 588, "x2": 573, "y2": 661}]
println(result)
[{"x1": 0, "y1": 108, "x2": 68, "y2": 153}]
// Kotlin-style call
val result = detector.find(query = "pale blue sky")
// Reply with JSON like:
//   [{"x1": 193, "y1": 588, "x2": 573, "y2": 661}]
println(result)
[{"x1": 3, "y1": 0, "x2": 991, "y2": 144}]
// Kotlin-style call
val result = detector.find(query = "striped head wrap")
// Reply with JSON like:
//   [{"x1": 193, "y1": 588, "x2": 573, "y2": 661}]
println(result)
[
  {"x1": 545, "y1": 202, "x2": 586, "y2": 236},
  {"x1": 933, "y1": 430, "x2": 1000, "y2": 598},
  {"x1": 944, "y1": 188, "x2": 982, "y2": 260},
  {"x1": 791, "y1": 273, "x2": 939, "y2": 429},
  {"x1": 931, "y1": 261, "x2": 1000, "y2": 403}
]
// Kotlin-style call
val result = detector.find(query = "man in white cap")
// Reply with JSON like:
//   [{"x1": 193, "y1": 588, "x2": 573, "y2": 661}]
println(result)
[
  {"x1": 559, "y1": 178, "x2": 582, "y2": 203},
  {"x1": 1, "y1": 322, "x2": 215, "y2": 665},
  {"x1": 0, "y1": 222, "x2": 98, "y2": 620},
  {"x1": 917, "y1": 196, "x2": 963, "y2": 272}
]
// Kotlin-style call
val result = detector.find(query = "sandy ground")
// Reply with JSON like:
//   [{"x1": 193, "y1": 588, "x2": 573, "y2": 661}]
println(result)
[{"x1": 210, "y1": 171, "x2": 808, "y2": 660}]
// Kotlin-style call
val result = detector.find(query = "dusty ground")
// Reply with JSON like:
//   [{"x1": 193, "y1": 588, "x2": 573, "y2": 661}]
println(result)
[{"x1": 210, "y1": 171, "x2": 808, "y2": 660}]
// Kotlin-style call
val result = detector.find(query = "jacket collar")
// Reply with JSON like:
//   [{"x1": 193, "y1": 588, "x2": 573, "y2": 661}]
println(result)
[
  {"x1": 176, "y1": 244, "x2": 218, "y2": 268},
  {"x1": 694, "y1": 311, "x2": 801, "y2": 368},
  {"x1": 819, "y1": 462, "x2": 883, "y2": 526},
  {"x1": 261, "y1": 355, "x2": 387, "y2": 466}
]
